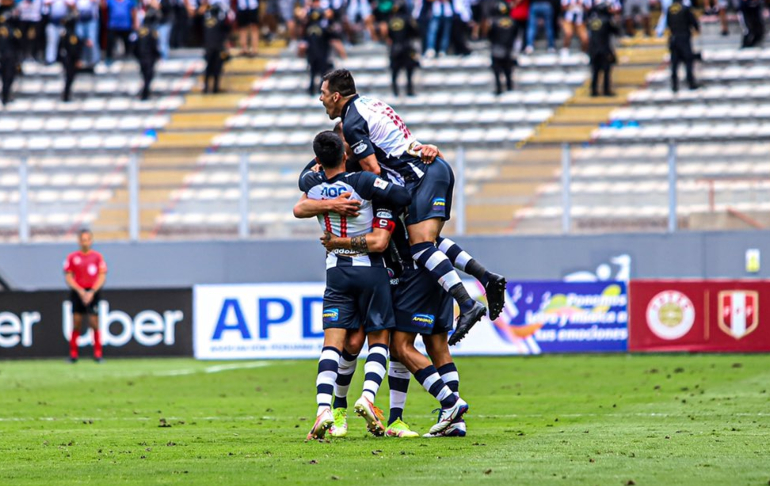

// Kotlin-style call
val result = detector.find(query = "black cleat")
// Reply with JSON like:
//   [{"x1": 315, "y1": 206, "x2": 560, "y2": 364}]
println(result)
[
  {"x1": 68, "y1": 357, "x2": 78, "y2": 364},
  {"x1": 94, "y1": 357, "x2": 103, "y2": 364},
  {"x1": 449, "y1": 301, "x2": 487, "y2": 346},
  {"x1": 485, "y1": 272, "x2": 507, "y2": 321}
]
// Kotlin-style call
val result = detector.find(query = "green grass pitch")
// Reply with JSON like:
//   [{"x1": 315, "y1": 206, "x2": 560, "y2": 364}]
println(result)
[{"x1": 1, "y1": 355, "x2": 769, "y2": 485}]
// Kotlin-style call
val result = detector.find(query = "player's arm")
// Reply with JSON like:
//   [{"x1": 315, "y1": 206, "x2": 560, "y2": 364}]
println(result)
[
  {"x1": 357, "y1": 153, "x2": 381, "y2": 175},
  {"x1": 321, "y1": 227, "x2": 392, "y2": 253},
  {"x1": 65, "y1": 272, "x2": 85, "y2": 294},
  {"x1": 343, "y1": 112, "x2": 380, "y2": 174},
  {"x1": 293, "y1": 193, "x2": 361, "y2": 218},
  {"x1": 355, "y1": 173, "x2": 412, "y2": 208}
]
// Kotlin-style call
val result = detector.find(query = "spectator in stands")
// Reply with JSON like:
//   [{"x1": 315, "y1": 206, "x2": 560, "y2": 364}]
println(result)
[
  {"x1": 666, "y1": 0, "x2": 698, "y2": 91},
  {"x1": 104, "y1": 0, "x2": 137, "y2": 64},
  {"x1": 152, "y1": 0, "x2": 173, "y2": 59},
  {"x1": 135, "y1": 7, "x2": 160, "y2": 99},
  {"x1": 387, "y1": 0, "x2": 419, "y2": 96},
  {"x1": 263, "y1": 0, "x2": 298, "y2": 47},
  {"x1": 622, "y1": 0, "x2": 650, "y2": 36},
  {"x1": 560, "y1": 0, "x2": 588, "y2": 55},
  {"x1": 489, "y1": 1, "x2": 514, "y2": 94},
  {"x1": 717, "y1": 0, "x2": 737, "y2": 36},
  {"x1": 301, "y1": 0, "x2": 337, "y2": 95},
  {"x1": 451, "y1": 0, "x2": 473, "y2": 55},
  {"x1": 509, "y1": 0, "x2": 529, "y2": 53},
  {"x1": 425, "y1": 0, "x2": 454, "y2": 57},
  {"x1": 372, "y1": 0, "x2": 394, "y2": 41},
  {"x1": 739, "y1": 0, "x2": 764, "y2": 47},
  {"x1": 587, "y1": 0, "x2": 619, "y2": 96},
  {"x1": 44, "y1": 0, "x2": 71, "y2": 64},
  {"x1": 18, "y1": 0, "x2": 44, "y2": 62},
  {"x1": 64, "y1": 229, "x2": 107, "y2": 363},
  {"x1": 202, "y1": 1, "x2": 231, "y2": 93},
  {"x1": 524, "y1": 0, "x2": 555, "y2": 54},
  {"x1": 58, "y1": 4, "x2": 81, "y2": 101},
  {"x1": 75, "y1": 0, "x2": 99, "y2": 67},
  {"x1": 0, "y1": 8, "x2": 22, "y2": 105},
  {"x1": 235, "y1": 0, "x2": 259, "y2": 57},
  {"x1": 346, "y1": 0, "x2": 375, "y2": 44},
  {"x1": 170, "y1": 0, "x2": 190, "y2": 48}
]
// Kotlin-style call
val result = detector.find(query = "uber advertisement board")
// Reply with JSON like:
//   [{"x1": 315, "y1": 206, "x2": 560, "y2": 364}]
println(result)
[{"x1": 0, "y1": 290, "x2": 192, "y2": 358}]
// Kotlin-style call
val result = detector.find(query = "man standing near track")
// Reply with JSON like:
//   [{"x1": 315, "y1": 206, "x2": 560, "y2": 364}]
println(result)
[
  {"x1": 318, "y1": 68, "x2": 507, "y2": 345},
  {"x1": 64, "y1": 229, "x2": 107, "y2": 363}
]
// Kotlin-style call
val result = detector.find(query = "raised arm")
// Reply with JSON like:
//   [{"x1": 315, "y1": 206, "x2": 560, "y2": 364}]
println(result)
[{"x1": 293, "y1": 193, "x2": 361, "y2": 219}]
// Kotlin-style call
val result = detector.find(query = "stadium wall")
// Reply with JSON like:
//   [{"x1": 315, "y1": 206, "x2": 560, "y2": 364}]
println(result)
[{"x1": 1, "y1": 230, "x2": 769, "y2": 290}]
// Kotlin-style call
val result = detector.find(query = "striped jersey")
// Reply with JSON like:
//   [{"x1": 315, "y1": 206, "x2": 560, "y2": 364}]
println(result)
[
  {"x1": 299, "y1": 168, "x2": 405, "y2": 270},
  {"x1": 341, "y1": 94, "x2": 428, "y2": 186}
]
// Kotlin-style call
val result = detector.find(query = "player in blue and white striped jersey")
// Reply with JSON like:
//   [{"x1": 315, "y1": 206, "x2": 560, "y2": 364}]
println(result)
[
  {"x1": 296, "y1": 130, "x2": 411, "y2": 440},
  {"x1": 318, "y1": 68, "x2": 507, "y2": 346}
]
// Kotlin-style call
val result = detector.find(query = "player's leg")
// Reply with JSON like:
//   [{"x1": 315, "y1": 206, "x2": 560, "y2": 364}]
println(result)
[
  {"x1": 330, "y1": 327, "x2": 365, "y2": 437},
  {"x1": 353, "y1": 328, "x2": 389, "y2": 436},
  {"x1": 70, "y1": 313, "x2": 82, "y2": 362},
  {"x1": 386, "y1": 356, "x2": 416, "y2": 436},
  {"x1": 436, "y1": 236, "x2": 506, "y2": 320},
  {"x1": 308, "y1": 328, "x2": 346, "y2": 440},
  {"x1": 89, "y1": 313, "x2": 102, "y2": 362}
]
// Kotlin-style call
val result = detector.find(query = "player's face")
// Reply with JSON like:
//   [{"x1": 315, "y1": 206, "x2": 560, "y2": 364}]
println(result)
[
  {"x1": 319, "y1": 81, "x2": 341, "y2": 120},
  {"x1": 79, "y1": 232, "x2": 92, "y2": 252}
]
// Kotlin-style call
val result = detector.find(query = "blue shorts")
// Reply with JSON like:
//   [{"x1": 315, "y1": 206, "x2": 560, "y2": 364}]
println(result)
[
  {"x1": 323, "y1": 266, "x2": 396, "y2": 333},
  {"x1": 393, "y1": 266, "x2": 454, "y2": 335},
  {"x1": 404, "y1": 157, "x2": 455, "y2": 226}
]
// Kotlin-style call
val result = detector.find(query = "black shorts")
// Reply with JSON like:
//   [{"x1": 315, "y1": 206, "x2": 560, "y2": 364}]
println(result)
[
  {"x1": 373, "y1": 8, "x2": 392, "y2": 23},
  {"x1": 237, "y1": 8, "x2": 260, "y2": 26},
  {"x1": 393, "y1": 266, "x2": 454, "y2": 335},
  {"x1": 323, "y1": 266, "x2": 396, "y2": 333},
  {"x1": 404, "y1": 157, "x2": 455, "y2": 226},
  {"x1": 69, "y1": 289, "x2": 101, "y2": 315}
]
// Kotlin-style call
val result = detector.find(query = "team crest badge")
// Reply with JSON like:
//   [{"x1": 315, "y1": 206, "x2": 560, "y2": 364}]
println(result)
[{"x1": 718, "y1": 291, "x2": 758, "y2": 339}]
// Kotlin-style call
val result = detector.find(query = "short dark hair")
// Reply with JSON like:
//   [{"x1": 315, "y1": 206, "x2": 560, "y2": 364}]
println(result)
[
  {"x1": 313, "y1": 131, "x2": 345, "y2": 169},
  {"x1": 322, "y1": 69, "x2": 357, "y2": 97},
  {"x1": 79, "y1": 229, "x2": 92, "y2": 237}
]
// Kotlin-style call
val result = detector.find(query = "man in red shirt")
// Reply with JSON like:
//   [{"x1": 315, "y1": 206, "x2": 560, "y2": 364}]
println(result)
[{"x1": 63, "y1": 229, "x2": 107, "y2": 363}]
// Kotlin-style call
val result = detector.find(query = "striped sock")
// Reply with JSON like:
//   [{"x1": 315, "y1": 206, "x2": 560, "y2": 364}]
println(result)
[
  {"x1": 415, "y1": 365, "x2": 457, "y2": 409},
  {"x1": 333, "y1": 349, "x2": 358, "y2": 409},
  {"x1": 387, "y1": 359, "x2": 411, "y2": 425},
  {"x1": 316, "y1": 346, "x2": 341, "y2": 416},
  {"x1": 437, "y1": 362, "x2": 460, "y2": 397},
  {"x1": 437, "y1": 236, "x2": 490, "y2": 286},
  {"x1": 362, "y1": 344, "x2": 388, "y2": 403},
  {"x1": 411, "y1": 242, "x2": 474, "y2": 313}
]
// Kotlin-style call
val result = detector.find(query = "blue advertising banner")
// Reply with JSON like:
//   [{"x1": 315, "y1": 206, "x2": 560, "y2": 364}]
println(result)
[{"x1": 457, "y1": 281, "x2": 629, "y2": 354}]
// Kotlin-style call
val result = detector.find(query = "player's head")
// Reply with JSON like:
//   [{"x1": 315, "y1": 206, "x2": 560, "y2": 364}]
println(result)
[
  {"x1": 320, "y1": 69, "x2": 357, "y2": 120},
  {"x1": 313, "y1": 131, "x2": 346, "y2": 170},
  {"x1": 78, "y1": 229, "x2": 93, "y2": 252}
]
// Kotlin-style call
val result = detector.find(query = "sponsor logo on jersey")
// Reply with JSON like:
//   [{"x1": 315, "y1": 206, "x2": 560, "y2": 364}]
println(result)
[
  {"x1": 374, "y1": 178, "x2": 389, "y2": 190},
  {"x1": 646, "y1": 290, "x2": 695, "y2": 340},
  {"x1": 718, "y1": 291, "x2": 759, "y2": 339},
  {"x1": 376, "y1": 209, "x2": 393, "y2": 218},
  {"x1": 432, "y1": 198, "x2": 446, "y2": 211},
  {"x1": 353, "y1": 142, "x2": 368, "y2": 155},
  {"x1": 412, "y1": 313, "x2": 435, "y2": 328},
  {"x1": 323, "y1": 308, "x2": 340, "y2": 322}
]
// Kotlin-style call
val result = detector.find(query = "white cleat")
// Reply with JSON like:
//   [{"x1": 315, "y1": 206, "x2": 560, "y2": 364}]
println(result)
[
  {"x1": 424, "y1": 419, "x2": 467, "y2": 438},
  {"x1": 353, "y1": 396, "x2": 386, "y2": 437},
  {"x1": 306, "y1": 407, "x2": 334, "y2": 441},
  {"x1": 428, "y1": 397, "x2": 469, "y2": 435}
]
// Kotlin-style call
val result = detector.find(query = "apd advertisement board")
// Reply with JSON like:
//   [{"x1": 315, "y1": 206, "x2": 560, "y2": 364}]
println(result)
[
  {"x1": 629, "y1": 280, "x2": 770, "y2": 352},
  {"x1": 193, "y1": 281, "x2": 629, "y2": 359}
]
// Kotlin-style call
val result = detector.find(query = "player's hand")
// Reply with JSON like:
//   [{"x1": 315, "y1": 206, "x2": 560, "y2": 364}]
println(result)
[
  {"x1": 319, "y1": 231, "x2": 339, "y2": 250},
  {"x1": 82, "y1": 292, "x2": 93, "y2": 305},
  {"x1": 328, "y1": 192, "x2": 361, "y2": 217},
  {"x1": 310, "y1": 162, "x2": 322, "y2": 173},
  {"x1": 413, "y1": 143, "x2": 442, "y2": 164}
]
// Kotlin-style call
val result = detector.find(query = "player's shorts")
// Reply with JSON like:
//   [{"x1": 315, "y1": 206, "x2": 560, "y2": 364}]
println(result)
[
  {"x1": 237, "y1": 8, "x2": 260, "y2": 26},
  {"x1": 404, "y1": 157, "x2": 455, "y2": 226},
  {"x1": 393, "y1": 266, "x2": 454, "y2": 335},
  {"x1": 623, "y1": 0, "x2": 649, "y2": 17},
  {"x1": 69, "y1": 289, "x2": 100, "y2": 315},
  {"x1": 323, "y1": 266, "x2": 395, "y2": 333}
]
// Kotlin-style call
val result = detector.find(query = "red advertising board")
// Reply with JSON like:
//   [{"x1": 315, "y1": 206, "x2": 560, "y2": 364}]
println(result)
[{"x1": 629, "y1": 280, "x2": 770, "y2": 352}]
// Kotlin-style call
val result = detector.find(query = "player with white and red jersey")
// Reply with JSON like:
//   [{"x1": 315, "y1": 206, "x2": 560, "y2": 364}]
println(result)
[{"x1": 63, "y1": 229, "x2": 107, "y2": 363}]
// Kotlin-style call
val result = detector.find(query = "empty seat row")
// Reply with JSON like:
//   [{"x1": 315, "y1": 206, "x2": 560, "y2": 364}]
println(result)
[
  {"x1": 592, "y1": 123, "x2": 770, "y2": 141},
  {"x1": 1, "y1": 135, "x2": 156, "y2": 152},
  {"x1": 13, "y1": 78, "x2": 196, "y2": 97},
  {"x1": 20, "y1": 59, "x2": 205, "y2": 78},
  {"x1": 628, "y1": 84, "x2": 770, "y2": 103},
  {"x1": 573, "y1": 143, "x2": 770, "y2": 161},
  {"x1": 0, "y1": 172, "x2": 125, "y2": 187},
  {"x1": 0, "y1": 96, "x2": 184, "y2": 114},
  {"x1": 0, "y1": 116, "x2": 169, "y2": 133}
]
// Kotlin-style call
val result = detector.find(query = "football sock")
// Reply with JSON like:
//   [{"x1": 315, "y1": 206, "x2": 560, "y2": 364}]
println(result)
[
  {"x1": 69, "y1": 329, "x2": 79, "y2": 360},
  {"x1": 438, "y1": 362, "x2": 460, "y2": 397},
  {"x1": 316, "y1": 346, "x2": 341, "y2": 416},
  {"x1": 333, "y1": 349, "x2": 358, "y2": 409},
  {"x1": 362, "y1": 343, "x2": 388, "y2": 403},
  {"x1": 411, "y1": 242, "x2": 475, "y2": 313},
  {"x1": 415, "y1": 365, "x2": 458, "y2": 409},
  {"x1": 387, "y1": 359, "x2": 411, "y2": 425},
  {"x1": 93, "y1": 329, "x2": 102, "y2": 359},
  {"x1": 437, "y1": 237, "x2": 491, "y2": 286}
]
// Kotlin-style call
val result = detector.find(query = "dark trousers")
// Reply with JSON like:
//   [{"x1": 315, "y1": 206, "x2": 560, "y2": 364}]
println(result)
[
  {"x1": 390, "y1": 54, "x2": 416, "y2": 96},
  {"x1": 106, "y1": 28, "x2": 131, "y2": 60},
  {"x1": 171, "y1": 5, "x2": 188, "y2": 48},
  {"x1": 512, "y1": 19, "x2": 528, "y2": 52},
  {"x1": 491, "y1": 56, "x2": 514, "y2": 94},
  {"x1": 669, "y1": 36, "x2": 696, "y2": 91},
  {"x1": 451, "y1": 17, "x2": 471, "y2": 55},
  {"x1": 20, "y1": 20, "x2": 44, "y2": 60},
  {"x1": 139, "y1": 59, "x2": 155, "y2": 100},
  {"x1": 590, "y1": 52, "x2": 612, "y2": 95},
  {"x1": 62, "y1": 58, "x2": 77, "y2": 101},
  {"x1": 1, "y1": 57, "x2": 15, "y2": 104},
  {"x1": 204, "y1": 48, "x2": 224, "y2": 93},
  {"x1": 308, "y1": 58, "x2": 332, "y2": 95},
  {"x1": 741, "y1": 5, "x2": 764, "y2": 47}
]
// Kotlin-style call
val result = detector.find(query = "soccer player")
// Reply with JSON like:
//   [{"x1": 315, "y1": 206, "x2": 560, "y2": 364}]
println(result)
[
  {"x1": 318, "y1": 68, "x2": 507, "y2": 345},
  {"x1": 296, "y1": 131, "x2": 412, "y2": 440},
  {"x1": 64, "y1": 229, "x2": 107, "y2": 363}
]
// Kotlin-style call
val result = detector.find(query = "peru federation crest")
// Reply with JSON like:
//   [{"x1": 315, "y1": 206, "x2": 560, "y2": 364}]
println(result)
[{"x1": 718, "y1": 291, "x2": 759, "y2": 340}]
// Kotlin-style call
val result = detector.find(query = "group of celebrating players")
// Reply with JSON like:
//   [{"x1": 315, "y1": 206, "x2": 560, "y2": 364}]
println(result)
[{"x1": 294, "y1": 68, "x2": 506, "y2": 439}]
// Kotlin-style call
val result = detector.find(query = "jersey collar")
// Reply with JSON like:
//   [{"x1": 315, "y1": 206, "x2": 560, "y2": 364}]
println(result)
[{"x1": 342, "y1": 94, "x2": 360, "y2": 118}]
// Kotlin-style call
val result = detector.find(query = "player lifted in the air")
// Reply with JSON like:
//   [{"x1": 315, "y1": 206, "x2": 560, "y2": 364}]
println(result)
[
  {"x1": 318, "y1": 69, "x2": 506, "y2": 345},
  {"x1": 296, "y1": 130, "x2": 411, "y2": 440}
]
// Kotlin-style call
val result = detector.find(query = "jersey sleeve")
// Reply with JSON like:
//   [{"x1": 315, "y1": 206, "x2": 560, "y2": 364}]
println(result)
[
  {"x1": 372, "y1": 206, "x2": 397, "y2": 234},
  {"x1": 63, "y1": 254, "x2": 73, "y2": 273},
  {"x1": 298, "y1": 159, "x2": 321, "y2": 193},
  {"x1": 343, "y1": 106, "x2": 376, "y2": 161},
  {"x1": 354, "y1": 172, "x2": 412, "y2": 208},
  {"x1": 97, "y1": 253, "x2": 108, "y2": 273}
]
